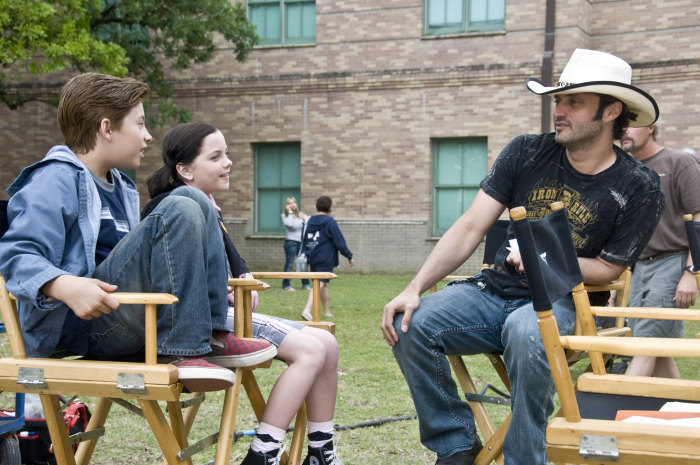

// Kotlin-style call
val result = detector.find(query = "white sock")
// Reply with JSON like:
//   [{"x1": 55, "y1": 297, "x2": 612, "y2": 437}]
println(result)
[
  {"x1": 307, "y1": 420, "x2": 334, "y2": 449},
  {"x1": 251, "y1": 422, "x2": 285, "y2": 453}
]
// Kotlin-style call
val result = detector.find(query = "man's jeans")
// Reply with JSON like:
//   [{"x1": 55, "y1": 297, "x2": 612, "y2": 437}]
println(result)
[
  {"x1": 391, "y1": 276, "x2": 576, "y2": 465},
  {"x1": 88, "y1": 187, "x2": 229, "y2": 359}
]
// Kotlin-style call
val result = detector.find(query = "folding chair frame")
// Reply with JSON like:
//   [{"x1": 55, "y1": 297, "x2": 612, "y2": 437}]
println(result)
[
  {"x1": 229, "y1": 272, "x2": 336, "y2": 465},
  {"x1": 511, "y1": 204, "x2": 700, "y2": 465},
  {"x1": 0, "y1": 276, "x2": 245, "y2": 465}
]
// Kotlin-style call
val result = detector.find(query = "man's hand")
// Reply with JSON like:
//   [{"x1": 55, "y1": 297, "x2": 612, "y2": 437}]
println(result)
[
  {"x1": 505, "y1": 249, "x2": 524, "y2": 274},
  {"x1": 41, "y1": 275, "x2": 119, "y2": 320},
  {"x1": 381, "y1": 288, "x2": 421, "y2": 347},
  {"x1": 675, "y1": 272, "x2": 697, "y2": 308},
  {"x1": 348, "y1": 258, "x2": 355, "y2": 267}
]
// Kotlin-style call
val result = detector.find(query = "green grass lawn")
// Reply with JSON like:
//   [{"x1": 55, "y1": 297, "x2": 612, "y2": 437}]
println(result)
[{"x1": 1, "y1": 274, "x2": 698, "y2": 464}]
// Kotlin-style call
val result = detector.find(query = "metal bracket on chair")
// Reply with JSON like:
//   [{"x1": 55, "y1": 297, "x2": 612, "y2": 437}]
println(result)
[
  {"x1": 116, "y1": 372, "x2": 147, "y2": 395},
  {"x1": 464, "y1": 383, "x2": 511, "y2": 406},
  {"x1": 579, "y1": 434, "x2": 619, "y2": 461},
  {"x1": 108, "y1": 397, "x2": 145, "y2": 417},
  {"x1": 175, "y1": 393, "x2": 206, "y2": 411},
  {"x1": 17, "y1": 367, "x2": 47, "y2": 389},
  {"x1": 49, "y1": 428, "x2": 106, "y2": 453},
  {"x1": 177, "y1": 432, "x2": 219, "y2": 461}
]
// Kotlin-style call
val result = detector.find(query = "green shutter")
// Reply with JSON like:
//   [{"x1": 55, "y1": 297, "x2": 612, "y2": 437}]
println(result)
[
  {"x1": 250, "y1": 1, "x2": 281, "y2": 44},
  {"x1": 432, "y1": 138, "x2": 488, "y2": 235},
  {"x1": 468, "y1": 0, "x2": 505, "y2": 31},
  {"x1": 285, "y1": 1, "x2": 315, "y2": 43},
  {"x1": 426, "y1": 0, "x2": 465, "y2": 35},
  {"x1": 255, "y1": 143, "x2": 301, "y2": 234}
]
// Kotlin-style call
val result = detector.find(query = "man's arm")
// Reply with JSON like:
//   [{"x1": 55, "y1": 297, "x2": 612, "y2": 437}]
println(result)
[
  {"x1": 380, "y1": 190, "x2": 506, "y2": 346},
  {"x1": 507, "y1": 250, "x2": 625, "y2": 285},
  {"x1": 675, "y1": 210, "x2": 700, "y2": 308},
  {"x1": 578, "y1": 256, "x2": 625, "y2": 285}
]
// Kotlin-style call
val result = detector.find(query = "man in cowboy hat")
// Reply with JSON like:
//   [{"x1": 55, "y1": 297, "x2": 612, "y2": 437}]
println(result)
[{"x1": 381, "y1": 49, "x2": 664, "y2": 465}]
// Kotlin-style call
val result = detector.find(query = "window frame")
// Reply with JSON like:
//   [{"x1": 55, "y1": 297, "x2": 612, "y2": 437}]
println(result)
[
  {"x1": 248, "y1": 0, "x2": 316, "y2": 46},
  {"x1": 431, "y1": 137, "x2": 488, "y2": 236},
  {"x1": 424, "y1": 0, "x2": 505, "y2": 36},
  {"x1": 253, "y1": 142, "x2": 302, "y2": 235}
]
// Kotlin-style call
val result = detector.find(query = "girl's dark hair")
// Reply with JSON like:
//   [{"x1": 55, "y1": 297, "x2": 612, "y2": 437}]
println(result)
[{"x1": 147, "y1": 122, "x2": 218, "y2": 198}]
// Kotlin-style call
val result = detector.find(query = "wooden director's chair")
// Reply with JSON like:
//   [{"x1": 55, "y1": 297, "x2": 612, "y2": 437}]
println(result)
[
  {"x1": 0, "y1": 196, "x2": 274, "y2": 465},
  {"x1": 427, "y1": 213, "x2": 632, "y2": 465},
  {"x1": 228, "y1": 272, "x2": 336, "y2": 465},
  {"x1": 511, "y1": 204, "x2": 700, "y2": 464},
  {"x1": 0, "y1": 276, "x2": 257, "y2": 465}
]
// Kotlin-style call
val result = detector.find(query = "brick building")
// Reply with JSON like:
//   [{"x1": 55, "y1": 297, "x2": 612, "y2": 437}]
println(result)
[{"x1": 1, "y1": 0, "x2": 698, "y2": 274}]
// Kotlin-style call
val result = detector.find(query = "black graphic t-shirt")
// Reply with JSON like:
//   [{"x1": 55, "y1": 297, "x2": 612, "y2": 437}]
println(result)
[{"x1": 479, "y1": 132, "x2": 664, "y2": 297}]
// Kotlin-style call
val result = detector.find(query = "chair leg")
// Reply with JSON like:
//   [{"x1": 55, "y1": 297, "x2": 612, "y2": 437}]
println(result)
[
  {"x1": 139, "y1": 399, "x2": 193, "y2": 465},
  {"x1": 448, "y1": 355, "x2": 499, "y2": 439},
  {"x1": 242, "y1": 370, "x2": 305, "y2": 465},
  {"x1": 167, "y1": 400, "x2": 189, "y2": 452},
  {"x1": 40, "y1": 394, "x2": 76, "y2": 465},
  {"x1": 75, "y1": 397, "x2": 113, "y2": 465},
  {"x1": 213, "y1": 370, "x2": 243, "y2": 465},
  {"x1": 476, "y1": 414, "x2": 510, "y2": 465},
  {"x1": 286, "y1": 402, "x2": 307, "y2": 465}
]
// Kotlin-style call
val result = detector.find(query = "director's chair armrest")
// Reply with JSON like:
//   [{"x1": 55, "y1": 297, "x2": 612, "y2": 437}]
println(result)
[
  {"x1": 109, "y1": 292, "x2": 179, "y2": 365},
  {"x1": 559, "y1": 335, "x2": 700, "y2": 358},
  {"x1": 590, "y1": 306, "x2": 700, "y2": 321},
  {"x1": 250, "y1": 272, "x2": 336, "y2": 322},
  {"x1": 227, "y1": 278, "x2": 270, "y2": 338}
]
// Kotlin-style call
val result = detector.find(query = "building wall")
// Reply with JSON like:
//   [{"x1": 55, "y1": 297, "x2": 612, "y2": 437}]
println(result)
[{"x1": 1, "y1": 0, "x2": 698, "y2": 275}]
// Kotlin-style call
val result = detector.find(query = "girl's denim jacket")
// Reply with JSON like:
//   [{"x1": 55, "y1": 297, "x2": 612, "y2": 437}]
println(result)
[{"x1": 0, "y1": 146, "x2": 140, "y2": 357}]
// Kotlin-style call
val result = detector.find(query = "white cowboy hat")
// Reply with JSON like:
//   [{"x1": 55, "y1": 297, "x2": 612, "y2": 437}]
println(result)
[{"x1": 526, "y1": 49, "x2": 659, "y2": 127}]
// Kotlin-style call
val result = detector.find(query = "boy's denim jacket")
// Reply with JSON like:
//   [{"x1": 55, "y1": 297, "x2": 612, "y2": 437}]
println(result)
[{"x1": 0, "y1": 146, "x2": 140, "y2": 357}]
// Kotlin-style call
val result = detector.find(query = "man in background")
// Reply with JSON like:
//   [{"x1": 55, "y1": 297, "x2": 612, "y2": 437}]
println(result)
[{"x1": 621, "y1": 120, "x2": 700, "y2": 377}]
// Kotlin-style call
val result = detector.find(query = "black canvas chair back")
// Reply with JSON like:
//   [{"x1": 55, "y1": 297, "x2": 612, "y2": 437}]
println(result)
[
  {"x1": 0, "y1": 200, "x2": 8, "y2": 238},
  {"x1": 684, "y1": 214, "x2": 700, "y2": 271},
  {"x1": 483, "y1": 219, "x2": 509, "y2": 265},
  {"x1": 510, "y1": 206, "x2": 582, "y2": 311}
]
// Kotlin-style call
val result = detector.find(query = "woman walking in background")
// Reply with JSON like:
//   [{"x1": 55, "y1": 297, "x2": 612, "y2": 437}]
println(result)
[{"x1": 282, "y1": 197, "x2": 310, "y2": 291}]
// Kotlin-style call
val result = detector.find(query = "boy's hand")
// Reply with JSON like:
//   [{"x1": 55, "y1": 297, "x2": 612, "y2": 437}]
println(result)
[{"x1": 42, "y1": 275, "x2": 119, "y2": 320}]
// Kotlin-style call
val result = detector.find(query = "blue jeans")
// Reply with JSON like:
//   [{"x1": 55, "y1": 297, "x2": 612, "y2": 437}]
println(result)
[
  {"x1": 88, "y1": 186, "x2": 229, "y2": 358},
  {"x1": 282, "y1": 240, "x2": 310, "y2": 289},
  {"x1": 391, "y1": 276, "x2": 576, "y2": 465}
]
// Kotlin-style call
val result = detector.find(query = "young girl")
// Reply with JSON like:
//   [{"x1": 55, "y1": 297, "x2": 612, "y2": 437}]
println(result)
[
  {"x1": 143, "y1": 122, "x2": 342, "y2": 465},
  {"x1": 281, "y1": 197, "x2": 310, "y2": 291}
]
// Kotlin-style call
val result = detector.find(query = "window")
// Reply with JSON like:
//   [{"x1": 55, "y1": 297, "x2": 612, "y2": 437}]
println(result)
[
  {"x1": 425, "y1": 0, "x2": 505, "y2": 35},
  {"x1": 254, "y1": 143, "x2": 301, "y2": 234},
  {"x1": 432, "y1": 138, "x2": 488, "y2": 235},
  {"x1": 248, "y1": 0, "x2": 316, "y2": 45}
]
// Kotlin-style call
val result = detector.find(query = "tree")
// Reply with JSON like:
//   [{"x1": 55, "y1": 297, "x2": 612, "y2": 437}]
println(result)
[
  {"x1": 1, "y1": 0, "x2": 258, "y2": 125},
  {"x1": 0, "y1": 0, "x2": 128, "y2": 108}
]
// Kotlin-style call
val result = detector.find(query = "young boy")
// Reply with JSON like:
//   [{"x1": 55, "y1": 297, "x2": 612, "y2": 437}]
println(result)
[
  {"x1": 0, "y1": 73, "x2": 275, "y2": 392},
  {"x1": 300, "y1": 196, "x2": 354, "y2": 320}
]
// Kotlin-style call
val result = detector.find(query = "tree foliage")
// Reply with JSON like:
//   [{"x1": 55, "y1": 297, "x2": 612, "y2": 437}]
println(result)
[
  {"x1": 1, "y1": 0, "x2": 258, "y2": 125},
  {"x1": 0, "y1": 0, "x2": 127, "y2": 108}
]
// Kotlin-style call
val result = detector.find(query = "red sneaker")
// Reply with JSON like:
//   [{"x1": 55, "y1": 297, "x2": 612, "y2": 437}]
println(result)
[
  {"x1": 164, "y1": 357, "x2": 236, "y2": 392},
  {"x1": 205, "y1": 331, "x2": 277, "y2": 368}
]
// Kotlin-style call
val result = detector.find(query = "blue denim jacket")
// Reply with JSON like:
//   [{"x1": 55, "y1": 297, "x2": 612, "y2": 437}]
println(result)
[{"x1": 0, "y1": 146, "x2": 140, "y2": 357}]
